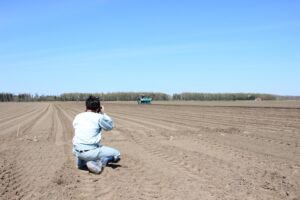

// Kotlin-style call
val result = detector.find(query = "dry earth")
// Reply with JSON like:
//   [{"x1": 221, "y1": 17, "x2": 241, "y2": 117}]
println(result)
[{"x1": 0, "y1": 101, "x2": 300, "y2": 200}]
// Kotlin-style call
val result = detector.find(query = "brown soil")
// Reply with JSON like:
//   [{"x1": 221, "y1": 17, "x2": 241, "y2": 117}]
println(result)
[{"x1": 0, "y1": 101, "x2": 299, "y2": 200}]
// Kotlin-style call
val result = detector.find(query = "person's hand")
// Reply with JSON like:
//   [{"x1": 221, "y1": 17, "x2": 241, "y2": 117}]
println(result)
[{"x1": 100, "y1": 105, "x2": 105, "y2": 113}]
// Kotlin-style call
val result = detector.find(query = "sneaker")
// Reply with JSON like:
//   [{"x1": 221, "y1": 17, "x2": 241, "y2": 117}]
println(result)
[
  {"x1": 101, "y1": 156, "x2": 119, "y2": 166},
  {"x1": 100, "y1": 156, "x2": 112, "y2": 166},
  {"x1": 114, "y1": 156, "x2": 121, "y2": 163},
  {"x1": 86, "y1": 160, "x2": 103, "y2": 174}
]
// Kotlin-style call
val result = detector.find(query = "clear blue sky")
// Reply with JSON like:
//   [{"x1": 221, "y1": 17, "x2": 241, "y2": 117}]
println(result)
[{"x1": 0, "y1": 0, "x2": 299, "y2": 95}]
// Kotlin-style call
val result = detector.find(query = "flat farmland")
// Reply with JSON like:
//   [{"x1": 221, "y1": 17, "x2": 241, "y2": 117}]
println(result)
[{"x1": 0, "y1": 101, "x2": 300, "y2": 200}]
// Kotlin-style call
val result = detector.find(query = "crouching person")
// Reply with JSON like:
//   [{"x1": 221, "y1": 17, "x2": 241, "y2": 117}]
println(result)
[{"x1": 72, "y1": 95, "x2": 120, "y2": 174}]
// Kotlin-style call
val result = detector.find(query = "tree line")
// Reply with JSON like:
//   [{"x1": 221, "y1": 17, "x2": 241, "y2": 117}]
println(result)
[
  {"x1": 0, "y1": 92, "x2": 170, "y2": 102},
  {"x1": 172, "y1": 92, "x2": 277, "y2": 101},
  {"x1": 1, "y1": 92, "x2": 295, "y2": 102},
  {"x1": 0, "y1": 93, "x2": 59, "y2": 102},
  {"x1": 60, "y1": 92, "x2": 171, "y2": 101}
]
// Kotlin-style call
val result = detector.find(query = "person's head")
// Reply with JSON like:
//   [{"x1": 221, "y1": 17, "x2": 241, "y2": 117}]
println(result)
[{"x1": 85, "y1": 95, "x2": 101, "y2": 112}]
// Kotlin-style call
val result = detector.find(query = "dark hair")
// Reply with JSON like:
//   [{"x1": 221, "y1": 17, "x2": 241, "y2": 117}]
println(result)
[{"x1": 86, "y1": 95, "x2": 100, "y2": 111}]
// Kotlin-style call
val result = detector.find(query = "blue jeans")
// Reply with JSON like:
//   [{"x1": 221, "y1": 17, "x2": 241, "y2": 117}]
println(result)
[{"x1": 73, "y1": 145, "x2": 120, "y2": 168}]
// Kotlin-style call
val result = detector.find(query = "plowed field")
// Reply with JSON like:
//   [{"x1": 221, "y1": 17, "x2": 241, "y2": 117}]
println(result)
[{"x1": 0, "y1": 101, "x2": 300, "y2": 200}]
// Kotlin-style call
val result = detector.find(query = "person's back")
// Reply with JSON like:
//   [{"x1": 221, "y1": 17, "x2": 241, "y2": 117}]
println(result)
[{"x1": 73, "y1": 112, "x2": 110, "y2": 146}]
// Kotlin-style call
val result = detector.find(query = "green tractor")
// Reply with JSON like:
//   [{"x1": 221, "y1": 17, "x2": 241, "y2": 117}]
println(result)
[{"x1": 137, "y1": 96, "x2": 152, "y2": 104}]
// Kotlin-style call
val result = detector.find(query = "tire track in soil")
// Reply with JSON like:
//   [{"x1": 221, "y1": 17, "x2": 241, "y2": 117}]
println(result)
[
  {"x1": 129, "y1": 108, "x2": 300, "y2": 142},
  {"x1": 109, "y1": 107, "x2": 300, "y2": 154},
  {"x1": 165, "y1": 135, "x2": 300, "y2": 200},
  {"x1": 120, "y1": 127, "x2": 235, "y2": 199},
  {"x1": 200, "y1": 127, "x2": 300, "y2": 162},
  {"x1": 104, "y1": 134, "x2": 164, "y2": 199},
  {"x1": 113, "y1": 106, "x2": 300, "y2": 159},
  {"x1": 181, "y1": 108, "x2": 298, "y2": 123},
  {"x1": 47, "y1": 103, "x2": 80, "y2": 199},
  {"x1": 0, "y1": 104, "x2": 49, "y2": 146},
  {"x1": 0, "y1": 104, "x2": 45, "y2": 137},
  {"x1": 111, "y1": 113, "x2": 197, "y2": 133},
  {"x1": 111, "y1": 115, "x2": 217, "y2": 199},
  {"x1": 0, "y1": 104, "x2": 37, "y2": 123},
  {"x1": 176, "y1": 125, "x2": 300, "y2": 163},
  {"x1": 112, "y1": 113, "x2": 299, "y2": 170},
  {"x1": 15, "y1": 105, "x2": 62, "y2": 199},
  {"x1": 188, "y1": 118, "x2": 300, "y2": 146},
  {"x1": 0, "y1": 103, "x2": 60, "y2": 200},
  {"x1": 175, "y1": 128, "x2": 300, "y2": 199},
  {"x1": 115, "y1": 113, "x2": 300, "y2": 200},
  {"x1": 148, "y1": 106, "x2": 300, "y2": 128},
  {"x1": 110, "y1": 154, "x2": 173, "y2": 200},
  {"x1": 103, "y1": 126, "x2": 209, "y2": 200},
  {"x1": 113, "y1": 127, "x2": 216, "y2": 199}
]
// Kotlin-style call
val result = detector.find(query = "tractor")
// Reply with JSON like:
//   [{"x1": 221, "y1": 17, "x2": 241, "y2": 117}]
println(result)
[{"x1": 137, "y1": 96, "x2": 152, "y2": 104}]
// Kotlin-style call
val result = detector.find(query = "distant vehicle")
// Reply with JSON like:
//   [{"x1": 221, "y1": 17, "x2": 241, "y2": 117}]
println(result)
[{"x1": 137, "y1": 96, "x2": 152, "y2": 104}]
